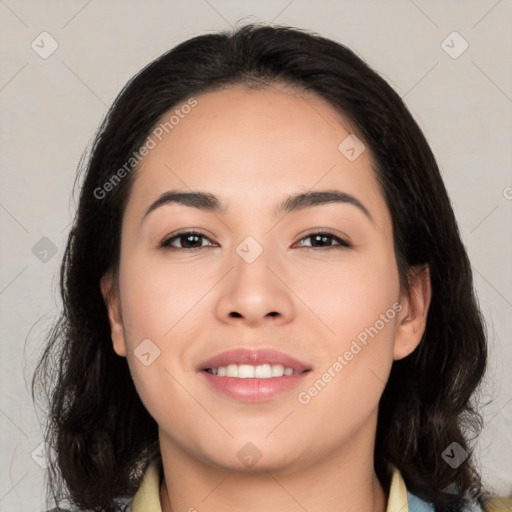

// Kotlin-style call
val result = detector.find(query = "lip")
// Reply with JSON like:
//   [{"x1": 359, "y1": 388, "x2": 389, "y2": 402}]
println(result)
[
  {"x1": 198, "y1": 348, "x2": 312, "y2": 403},
  {"x1": 200, "y1": 372, "x2": 310, "y2": 402},
  {"x1": 198, "y1": 348, "x2": 312, "y2": 372}
]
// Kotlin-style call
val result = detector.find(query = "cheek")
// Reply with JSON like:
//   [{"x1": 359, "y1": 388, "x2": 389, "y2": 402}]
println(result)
[
  {"x1": 116, "y1": 252, "x2": 214, "y2": 421},
  {"x1": 297, "y1": 245, "x2": 400, "y2": 342},
  {"x1": 118, "y1": 266, "x2": 197, "y2": 438},
  {"x1": 118, "y1": 252, "x2": 210, "y2": 342},
  {"x1": 296, "y1": 297, "x2": 399, "y2": 440},
  {"x1": 294, "y1": 248, "x2": 400, "y2": 428},
  {"x1": 294, "y1": 246, "x2": 400, "y2": 402}
]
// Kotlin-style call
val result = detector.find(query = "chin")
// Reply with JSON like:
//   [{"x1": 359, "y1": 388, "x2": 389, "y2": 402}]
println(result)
[{"x1": 198, "y1": 437, "x2": 307, "y2": 475}]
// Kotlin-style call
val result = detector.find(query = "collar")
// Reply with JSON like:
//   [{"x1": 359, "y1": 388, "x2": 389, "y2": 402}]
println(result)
[{"x1": 130, "y1": 457, "x2": 417, "y2": 512}]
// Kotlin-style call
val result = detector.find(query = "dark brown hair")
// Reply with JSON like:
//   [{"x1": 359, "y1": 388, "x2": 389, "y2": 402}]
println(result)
[{"x1": 33, "y1": 23, "x2": 492, "y2": 512}]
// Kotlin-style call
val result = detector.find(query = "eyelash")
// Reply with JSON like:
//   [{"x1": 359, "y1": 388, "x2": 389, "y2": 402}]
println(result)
[{"x1": 159, "y1": 230, "x2": 352, "y2": 252}]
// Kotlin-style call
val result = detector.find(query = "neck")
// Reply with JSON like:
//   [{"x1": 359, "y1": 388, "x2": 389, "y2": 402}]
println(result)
[{"x1": 158, "y1": 421, "x2": 389, "y2": 512}]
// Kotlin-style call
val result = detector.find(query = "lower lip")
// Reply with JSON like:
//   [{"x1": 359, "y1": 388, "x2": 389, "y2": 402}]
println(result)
[{"x1": 200, "y1": 371, "x2": 310, "y2": 402}]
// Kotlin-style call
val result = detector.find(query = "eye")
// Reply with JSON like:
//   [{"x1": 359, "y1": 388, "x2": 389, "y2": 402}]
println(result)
[
  {"x1": 159, "y1": 230, "x2": 352, "y2": 252},
  {"x1": 295, "y1": 231, "x2": 352, "y2": 251},
  {"x1": 159, "y1": 231, "x2": 215, "y2": 250}
]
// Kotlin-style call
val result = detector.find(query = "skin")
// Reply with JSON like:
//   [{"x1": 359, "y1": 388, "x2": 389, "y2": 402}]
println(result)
[{"x1": 101, "y1": 84, "x2": 431, "y2": 512}]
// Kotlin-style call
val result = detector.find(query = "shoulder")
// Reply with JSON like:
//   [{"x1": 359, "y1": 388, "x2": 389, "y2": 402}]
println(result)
[
  {"x1": 407, "y1": 491, "x2": 512, "y2": 512},
  {"x1": 41, "y1": 508, "x2": 131, "y2": 512},
  {"x1": 391, "y1": 466, "x2": 510, "y2": 512},
  {"x1": 41, "y1": 503, "x2": 132, "y2": 512},
  {"x1": 482, "y1": 497, "x2": 512, "y2": 512}
]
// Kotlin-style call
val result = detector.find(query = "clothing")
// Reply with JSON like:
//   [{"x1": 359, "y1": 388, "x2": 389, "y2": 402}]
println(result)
[
  {"x1": 45, "y1": 458, "x2": 512, "y2": 511},
  {"x1": 124, "y1": 457, "x2": 510, "y2": 512}
]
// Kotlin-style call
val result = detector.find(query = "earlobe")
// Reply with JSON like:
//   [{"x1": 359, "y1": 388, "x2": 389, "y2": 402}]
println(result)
[
  {"x1": 100, "y1": 271, "x2": 127, "y2": 357},
  {"x1": 393, "y1": 264, "x2": 432, "y2": 361}
]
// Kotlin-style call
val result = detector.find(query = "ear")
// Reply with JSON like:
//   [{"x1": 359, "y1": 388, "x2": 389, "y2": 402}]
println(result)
[
  {"x1": 100, "y1": 270, "x2": 127, "y2": 357},
  {"x1": 393, "y1": 264, "x2": 432, "y2": 360}
]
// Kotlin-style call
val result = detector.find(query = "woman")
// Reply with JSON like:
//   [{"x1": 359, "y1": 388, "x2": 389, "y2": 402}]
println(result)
[{"x1": 33, "y1": 24, "x2": 510, "y2": 512}]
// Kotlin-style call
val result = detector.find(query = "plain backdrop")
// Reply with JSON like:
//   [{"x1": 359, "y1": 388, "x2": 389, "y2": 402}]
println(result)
[{"x1": 0, "y1": 1, "x2": 511, "y2": 510}]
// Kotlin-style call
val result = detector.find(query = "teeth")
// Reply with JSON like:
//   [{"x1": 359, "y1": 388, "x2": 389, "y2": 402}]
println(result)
[
  {"x1": 255, "y1": 363, "x2": 271, "y2": 378},
  {"x1": 271, "y1": 364, "x2": 284, "y2": 377},
  {"x1": 206, "y1": 363, "x2": 301, "y2": 378},
  {"x1": 226, "y1": 364, "x2": 238, "y2": 377}
]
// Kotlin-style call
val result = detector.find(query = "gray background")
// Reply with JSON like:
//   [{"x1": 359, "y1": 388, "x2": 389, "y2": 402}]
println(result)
[{"x1": 1, "y1": 1, "x2": 511, "y2": 510}]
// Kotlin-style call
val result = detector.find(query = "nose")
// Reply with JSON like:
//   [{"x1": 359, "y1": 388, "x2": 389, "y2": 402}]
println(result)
[{"x1": 214, "y1": 241, "x2": 296, "y2": 327}]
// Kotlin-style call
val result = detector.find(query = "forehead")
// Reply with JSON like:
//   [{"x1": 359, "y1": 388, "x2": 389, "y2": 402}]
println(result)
[{"x1": 124, "y1": 85, "x2": 390, "y2": 230}]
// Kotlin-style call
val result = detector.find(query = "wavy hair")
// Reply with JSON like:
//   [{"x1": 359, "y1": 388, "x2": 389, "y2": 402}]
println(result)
[{"x1": 33, "y1": 23, "x2": 492, "y2": 512}]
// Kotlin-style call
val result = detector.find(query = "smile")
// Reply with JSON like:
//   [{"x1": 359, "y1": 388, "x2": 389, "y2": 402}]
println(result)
[{"x1": 204, "y1": 363, "x2": 305, "y2": 378}]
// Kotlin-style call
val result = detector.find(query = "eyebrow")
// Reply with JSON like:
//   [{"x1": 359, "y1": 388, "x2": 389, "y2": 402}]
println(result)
[{"x1": 142, "y1": 189, "x2": 373, "y2": 223}]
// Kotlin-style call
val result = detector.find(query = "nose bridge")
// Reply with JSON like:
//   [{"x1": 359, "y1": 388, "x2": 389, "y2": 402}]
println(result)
[
  {"x1": 231, "y1": 232, "x2": 278, "y2": 297},
  {"x1": 215, "y1": 232, "x2": 294, "y2": 324},
  {"x1": 235, "y1": 234, "x2": 267, "y2": 267}
]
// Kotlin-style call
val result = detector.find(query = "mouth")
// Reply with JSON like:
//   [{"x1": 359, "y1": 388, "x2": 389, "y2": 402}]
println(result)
[
  {"x1": 198, "y1": 348, "x2": 312, "y2": 402},
  {"x1": 203, "y1": 364, "x2": 307, "y2": 378}
]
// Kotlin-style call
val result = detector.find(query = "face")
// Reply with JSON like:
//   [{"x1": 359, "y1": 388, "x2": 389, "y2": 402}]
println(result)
[{"x1": 102, "y1": 84, "x2": 430, "y2": 474}]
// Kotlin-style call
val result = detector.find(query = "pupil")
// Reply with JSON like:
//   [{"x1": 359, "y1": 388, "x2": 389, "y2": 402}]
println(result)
[
  {"x1": 314, "y1": 235, "x2": 328, "y2": 246},
  {"x1": 183, "y1": 234, "x2": 200, "y2": 248}
]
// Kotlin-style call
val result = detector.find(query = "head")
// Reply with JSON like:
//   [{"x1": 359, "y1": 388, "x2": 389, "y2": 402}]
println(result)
[{"x1": 33, "y1": 23, "x2": 488, "y2": 512}]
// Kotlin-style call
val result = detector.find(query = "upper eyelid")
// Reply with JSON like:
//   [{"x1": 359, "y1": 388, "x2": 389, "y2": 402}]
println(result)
[{"x1": 297, "y1": 228, "x2": 350, "y2": 242}]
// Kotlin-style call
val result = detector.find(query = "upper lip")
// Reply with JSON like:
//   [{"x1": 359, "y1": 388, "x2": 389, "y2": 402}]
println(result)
[{"x1": 198, "y1": 348, "x2": 312, "y2": 372}]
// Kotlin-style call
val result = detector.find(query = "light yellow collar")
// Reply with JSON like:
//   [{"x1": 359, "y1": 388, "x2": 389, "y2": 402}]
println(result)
[
  {"x1": 130, "y1": 457, "x2": 410, "y2": 512},
  {"x1": 130, "y1": 457, "x2": 163, "y2": 512},
  {"x1": 386, "y1": 465, "x2": 410, "y2": 512}
]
